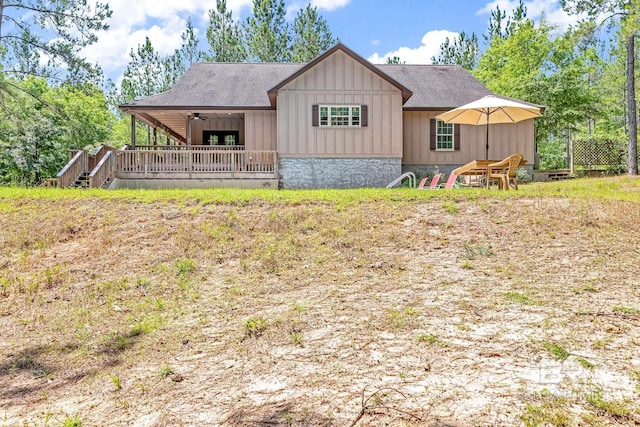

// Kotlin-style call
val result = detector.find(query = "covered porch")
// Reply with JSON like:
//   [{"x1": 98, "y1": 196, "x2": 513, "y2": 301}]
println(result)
[{"x1": 55, "y1": 106, "x2": 279, "y2": 189}]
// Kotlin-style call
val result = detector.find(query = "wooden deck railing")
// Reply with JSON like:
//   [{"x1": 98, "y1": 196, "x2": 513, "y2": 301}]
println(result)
[
  {"x1": 115, "y1": 149, "x2": 277, "y2": 178},
  {"x1": 131, "y1": 145, "x2": 246, "y2": 151},
  {"x1": 57, "y1": 150, "x2": 88, "y2": 188},
  {"x1": 89, "y1": 144, "x2": 118, "y2": 170},
  {"x1": 89, "y1": 150, "x2": 115, "y2": 188}
]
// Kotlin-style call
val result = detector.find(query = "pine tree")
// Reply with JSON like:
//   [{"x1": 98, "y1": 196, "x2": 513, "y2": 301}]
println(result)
[
  {"x1": 203, "y1": 0, "x2": 246, "y2": 62},
  {"x1": 244, "y1": 0, "x2": 290, "y2": 62},
  {"x1": 290, "y1": 4, "x2": 338, "y2": 62},
  {"x1": 0, "y1": 0, "x2": 111, "y2": 81},
  {"x1": 431, "y1": 32, "x2": 479, "y2": 70}
]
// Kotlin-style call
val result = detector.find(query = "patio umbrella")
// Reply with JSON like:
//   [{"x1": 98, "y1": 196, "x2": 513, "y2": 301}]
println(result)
[{"x1": 436, "y1": 95, "x2": 543, "y2": 160}]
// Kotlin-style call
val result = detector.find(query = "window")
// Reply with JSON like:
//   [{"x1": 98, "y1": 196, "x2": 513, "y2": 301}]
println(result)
[
  {"x1": 429, "y1": 118, "x2": 459, "y2": 151},
  {"x1": 319, "y1": 105, "x2": 361, "y2": 127},
  {"x1": 202, "y1": 131, "x2": 240, "y2": 146},
  {"x1": 436, "y1": 119, "x2": 454, "y2": 151}
]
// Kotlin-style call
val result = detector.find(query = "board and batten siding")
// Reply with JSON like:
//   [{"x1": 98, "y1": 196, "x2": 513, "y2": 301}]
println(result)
[
  {"x1": 245, "y1": 111, "x2": 277, "y2": 151},
  {"x1": 276, "y1": 50, "x2": 403, "y2": 158},
  {"x1": 402, "y1": 111, "x2": 535, "y2": 164}
]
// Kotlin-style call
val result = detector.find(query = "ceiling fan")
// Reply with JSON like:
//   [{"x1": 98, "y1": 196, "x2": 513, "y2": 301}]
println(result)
[{"x1": 191, "y1": 112, "x2": 207, "y2": 120}]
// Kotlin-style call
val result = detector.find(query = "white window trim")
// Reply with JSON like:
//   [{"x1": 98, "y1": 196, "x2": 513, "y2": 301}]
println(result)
[
  {"x1": 436, "y1": 119, "x2": 454, "y2": 151},
  {"x1": 319, "y1": 105, "x2": 361, "y2": 128}
]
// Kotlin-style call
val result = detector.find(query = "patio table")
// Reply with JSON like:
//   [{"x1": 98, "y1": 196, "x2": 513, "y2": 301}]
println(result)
[{"x1": 453, "y1": 159, "x2": 526, "y2": 188}]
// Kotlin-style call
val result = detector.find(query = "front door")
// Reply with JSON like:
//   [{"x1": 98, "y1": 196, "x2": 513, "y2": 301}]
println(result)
[{"x1": 202, "y1": 130, "x2": 240, "y2": 146}]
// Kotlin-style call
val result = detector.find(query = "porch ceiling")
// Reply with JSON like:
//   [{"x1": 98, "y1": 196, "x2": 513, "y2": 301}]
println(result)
[{"x1": 126, "y1": 110, "x2": 245, "y2": 141}]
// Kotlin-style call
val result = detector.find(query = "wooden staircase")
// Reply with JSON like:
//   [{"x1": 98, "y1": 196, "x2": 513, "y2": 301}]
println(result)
[
  {"x1": 56, "y1": 145, "x2": 118, "y2": 189},
  {"x1": 71, "y1": 172, "x2": 91, "y2": 189}
]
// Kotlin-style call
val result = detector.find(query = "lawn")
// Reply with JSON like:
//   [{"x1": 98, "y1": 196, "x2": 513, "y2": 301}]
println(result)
[{"x1": 1, "y1": 177, "x2": 639, "y2": 426}]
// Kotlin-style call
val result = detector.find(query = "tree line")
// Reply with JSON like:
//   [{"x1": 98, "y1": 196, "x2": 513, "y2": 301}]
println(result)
[
  {"x1": 433, "y1": 0, "x2": 638, "y2": 174},
  {"x1": 0, "y1": 0, "x2": 638, "y2": 185}
]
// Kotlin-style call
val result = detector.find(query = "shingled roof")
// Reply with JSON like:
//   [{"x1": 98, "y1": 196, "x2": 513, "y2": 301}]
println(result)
[
  {"x1": 122, "y1": 62, "x2": 304, "y2": 109},
  {"x1": 121, "y1": 46, "x2": 492, "y2": 110},
  {"x1": 378, "y1": 64, "x2": 492, "y2": 109}
]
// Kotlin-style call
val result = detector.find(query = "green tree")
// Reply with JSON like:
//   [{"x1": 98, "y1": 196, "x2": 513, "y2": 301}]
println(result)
[
  {"x1": 0, "y1": 0, "x2": 111, "y2": 81},
  {"x1": 203, "y1": 0, "x2": 246, "y2": 62},
  {"x1": 385, "y1": 56, "x2": 403, "y2": 64},
  {"x1": 290, "y1": 4, "x2": 338, "y2": 62},
  {"x1": 173, "y1": 17, "x2": 200, "y2": 72},
  {"x1": 0, "y1": 77, "x2": 113, "y2": 185},
  {"x1": 431, "y1": 32, "x2": 479, "y2": 70},
  {"x1": 120, "y1": 37, "x2": 166, "y2": 102},
  {"x1": 561, "y1": 0, "x2": 638, "y2": 174},
  {"x1": 244, "y1": 0, "x2": 290, "y2": 62},
  {"x1": 484, "y1": 0, "x2": 527, "y2": 43},
  {"x1": 0, "y1": 1, "x2": 113, "y2": 185},
  {"x1": 474, "y1": 18, "x2": 550, "y2": 99},
  {"x1": 46, "y1": 83, "x2": 113, "y2": 151},
  {"x1": 165, "y1": 18, "x2": 200, "y2": 88},
  {"x1": 475, "y1": 17, "x2": 599, "y2": 168},
  {"x1": 597, "y1": 34, "x2": 629, "y2": 139},
  {"x1": 120, "y1": 37, "x2": 167, "y2": 144}
]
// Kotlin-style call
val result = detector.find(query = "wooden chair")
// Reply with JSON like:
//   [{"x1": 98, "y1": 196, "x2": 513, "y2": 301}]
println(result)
[
  {"x1": 487, "y1": 154, "x2": 523, "y2": 190},
  {"x1": 461, "y1": 175, "x2": 484, "y2": 188}
]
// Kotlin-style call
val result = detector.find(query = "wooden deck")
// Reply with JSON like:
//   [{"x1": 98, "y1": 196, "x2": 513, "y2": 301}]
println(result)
[
  {"x1": 116, "y1": 149, "x2": 277, "y2": 179},
  {"x1": 57, "y1": 145, "x2": 279, "y2": 189}
]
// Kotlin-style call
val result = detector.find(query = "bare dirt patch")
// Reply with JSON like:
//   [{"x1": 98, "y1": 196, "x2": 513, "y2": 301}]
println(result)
[{"x1": 1, "y1": 193, "x2": 639, "y2": 426}]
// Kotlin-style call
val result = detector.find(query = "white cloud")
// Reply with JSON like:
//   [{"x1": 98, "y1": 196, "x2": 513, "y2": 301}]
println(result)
[
  {"x1": 82, "y1": 0, "x2": 253, "y2": 79},
  {"x1": 311, "y1": 0, "x2": 351, "y2": 11},
  {"x1": 476, "y1": 0, "x2": 581, "y2": 32},
  {"x1": 287, "y1": 0, "x2": 351, "y2": 20},
  {"x1": 84, "y1": 0, "x2": 352, "y2": 80},
  {"x1": 371, "y1": 39, "x2": 380, "y2": 46},
  {"x1": 368, "y1": 30, "x2": 458, "y2": 64}
]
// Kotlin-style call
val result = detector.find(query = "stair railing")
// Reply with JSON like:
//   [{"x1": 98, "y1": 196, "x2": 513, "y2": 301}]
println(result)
[
  {"x1": 57, "y1": 150, "x2": 88, "y2": 188},
  {"x1": 386, "y1": 172, "x2": 417, "y2": 188},
  {"x1": 89, "y1": 150, "x2": 115, "y2": 188}
]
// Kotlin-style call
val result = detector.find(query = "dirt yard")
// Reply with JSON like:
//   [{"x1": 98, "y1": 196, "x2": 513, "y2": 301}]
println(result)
[{"x1": 1, "y1": 189, "x2": 639, "y2": 426}]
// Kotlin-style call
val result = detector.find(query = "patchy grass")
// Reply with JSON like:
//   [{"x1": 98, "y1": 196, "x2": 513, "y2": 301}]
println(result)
[{"x1": 1, "y1": 177, "x2": 640, "y2": 426}]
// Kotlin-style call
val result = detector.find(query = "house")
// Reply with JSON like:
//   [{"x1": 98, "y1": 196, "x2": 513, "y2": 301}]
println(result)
[{"x1": 57, "y1": 43, "x2": 536, "y2": 189}]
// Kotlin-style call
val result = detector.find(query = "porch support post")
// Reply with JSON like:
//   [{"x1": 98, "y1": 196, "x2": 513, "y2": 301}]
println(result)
[
  {"x1": 186, "y1": 114, "x2": 192, "y2": 177},
  {"x1": 153, "y1": 127, "x2": 157, "y2": 146},
  {"x1": 186, "y1": 114, "x2": 192, "y2": 147},
  {"x1": 130, "y1": 114, "x2": 136, "y2": 149}
]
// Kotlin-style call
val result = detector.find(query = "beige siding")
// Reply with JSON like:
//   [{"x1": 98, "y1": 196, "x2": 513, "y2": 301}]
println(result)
[
  {"x1": 185, "y1": 111, "x2": 276, "y2": 151},
  {"x1": 276, "y1": 50, "x2": 403, "y2": 158},
  {"x1": 245, "y1": 111, "x2": 277, "y2": 151},
  {"x1": 402, "y1": 111, "x2": 535, "y2": 164},
  {"x1": 190, "y1": 116, "x2": 245, "y2": 145}
]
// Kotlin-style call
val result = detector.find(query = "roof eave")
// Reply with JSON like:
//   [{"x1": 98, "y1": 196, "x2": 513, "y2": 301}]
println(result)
[{"x1": 120, "y1": 105, "x2": 276, "y2": 112}]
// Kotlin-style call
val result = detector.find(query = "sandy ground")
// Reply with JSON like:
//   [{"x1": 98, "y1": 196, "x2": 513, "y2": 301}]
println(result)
[{"x1": 1, "y1": 195, "x2": 639, "y2": 426}]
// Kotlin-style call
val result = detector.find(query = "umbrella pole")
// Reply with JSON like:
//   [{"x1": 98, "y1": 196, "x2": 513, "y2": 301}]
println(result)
[{"x1": 485, "y1": 113, "x2": 489, "y2": 160}]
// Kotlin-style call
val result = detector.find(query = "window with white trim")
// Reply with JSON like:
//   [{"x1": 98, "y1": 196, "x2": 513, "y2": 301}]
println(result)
[
  {"x1": 436, "y1": 119, "x2": 454, "y2": 151},
  {"x1": 319, "y1": 105, "x2": 361, "y2": 127}
]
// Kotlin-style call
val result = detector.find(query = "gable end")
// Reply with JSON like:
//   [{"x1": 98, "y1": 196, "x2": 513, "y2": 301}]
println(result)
[{"x1": 267, "y1": 43, "x2": 413, "y2": 107}]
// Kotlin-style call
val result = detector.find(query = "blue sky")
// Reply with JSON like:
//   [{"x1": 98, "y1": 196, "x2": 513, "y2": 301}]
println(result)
[{"x1": 80, "y1": 0, "x2": 580, "y2": 83}]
